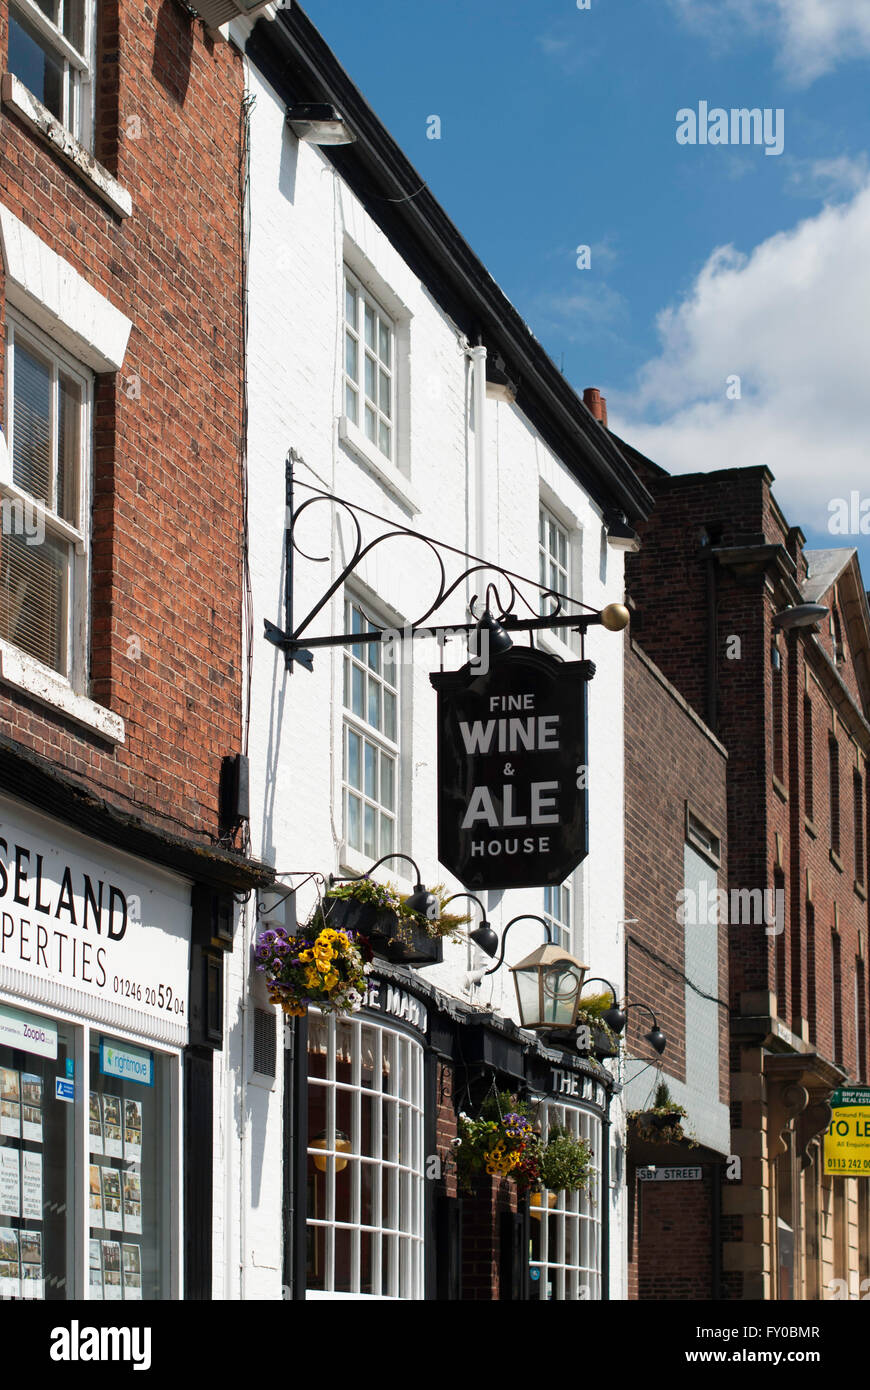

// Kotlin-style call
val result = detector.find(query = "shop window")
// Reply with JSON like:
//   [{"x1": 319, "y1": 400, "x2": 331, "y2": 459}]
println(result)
[
  {"x1": 344, "y1": 271, "x2": 395, "y2": 463},
  {"x1": 87, "y1": 1033, "x2": 173, "y2": 1301},
  {"x1": 306, "y1": 1009, "x2": 424, "y2": 1299},
  {"x1": 0, "y1": 1001, "x2": 177, "y2": 1300},
  {"x1": 529, "y1": 1102, "x2": 601, "y2": 1301},
  {"x1": 8, "y1": 0, "x2": 94, "y2": 146},
  {"x1": 342, "y1": 597, "x2": 399, "y2": 861},
  {"x1": 2, "y1": 314, "x2": 91, "y2": 683}
]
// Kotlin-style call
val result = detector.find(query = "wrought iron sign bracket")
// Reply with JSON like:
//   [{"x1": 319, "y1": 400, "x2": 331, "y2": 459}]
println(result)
[{"x1": 263, "y1": 450, "x2": 628, "y2": 672}]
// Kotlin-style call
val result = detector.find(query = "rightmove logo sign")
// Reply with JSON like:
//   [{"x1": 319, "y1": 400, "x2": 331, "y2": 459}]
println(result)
[{"x1": 676, "y1": 102, "x2": 784, "y2": 156}]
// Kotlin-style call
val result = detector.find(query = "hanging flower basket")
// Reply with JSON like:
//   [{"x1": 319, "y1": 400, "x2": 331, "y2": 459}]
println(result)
[
  {"x1": 322, "y1": 880, "x2": 467, "y2": 968},
  {"x1": 254, "y1": 920, "x2": 371, "y2": 1017},
  {"x1": 454, "y1": 1093, "x2": 541, "y2": 1194}
]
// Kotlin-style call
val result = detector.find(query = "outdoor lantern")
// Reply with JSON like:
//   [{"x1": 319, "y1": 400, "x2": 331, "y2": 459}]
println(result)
[
  {"x1": 311, "y1": 1130, "x2": 351, "y2": 1172},
  {"x1": 286, "y1": 103, "x2": 356, "y2": 145},
  {"x1": 509, "y1": 942, "x2": 589, "y2": 1031}
]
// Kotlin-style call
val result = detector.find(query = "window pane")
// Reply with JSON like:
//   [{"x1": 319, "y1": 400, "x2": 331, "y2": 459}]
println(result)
[
  {"x1": 379, "y1": 814, "x2": 394, "y2": 858},
  {"x1": 364, "y1": 355, "x2": 376, "y2": 405},
  {"x1": 378, "y1": 320, "x2": 390, "y2": 367},
  {"x1": 364, "y1": 740, "x2": 377, "y2": 798},
  {"x1": 12, "y1": 340, "x2": 52, "y2": 503},
  {"x1": 379, "y1": 421, "x2": 391, "y2": 458},
  {"x1": 364, "y1": 304, "x2": 376, "y2": 350},
  {"x1": 350, "y1": 604, "x2": 363, "y2": 635},
  {"x1": 345, "y1": 281, "x2": 357, "y2": 329},
  {"x1": 366, "y1": 640, "x2": 379, "y2": 673},
  {"x1": 345, "y1": 332, "x2": 358, "y2": 382},
  {"x1": 347, "y1": 729, "x2": 361, "y2": 791},
  {"x1": 89, "y1": 1035, "x2": 173, "y2": 1300},
  {"x1": 0, "y1": 1010, "x2": 74, "y2": 1302},
  {"x1": 350, "y1": 665, "x2": 364, "y2": 717},
  {"x1": 364, "y1": 804, "x2": 376, "y2": 859},
  {"x1": 380, "y1": 755, "x2": 395, "y2": 812},
  {"x1": 345, "y1": 384, "x2": 358, "y2": 423},
  {"x1": 383, "y1": 690, "x2": 397, "y2": 742},
  {"x1": 379, "y1": 369, "x2": 391, "y2": 418},
  {"x1": 0, "y1": 529, "x2": 69, "y2": 675},
  {"x1": 8, "y1": 13, "x2": 64, "y2": 123},
  {"x1": 346, "y1": 793, "x2": 361, "y2": 851},
  {"x1": 63, "y1": 0, "x2": 86, "y2": 51},
  {"x1": 367, "y1": 678, "x2": 381, "y2": 729},
  {"x1": 365, "y1": 405, "x2": 376, "y2": 443},
  {"x1": 57, "y1": 372, "x2": 81, "y2": 524}
]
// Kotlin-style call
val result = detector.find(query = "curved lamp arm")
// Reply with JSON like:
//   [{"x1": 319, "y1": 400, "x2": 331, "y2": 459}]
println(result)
[
  {"x1": 624, "y1": 1001, "x2": 667, "y2": 1056},
  {"x1": 330, "y1": 852, "x2": 423, "y2": 888},
  {"x1": 578, "y1": 976, "x2": 625, "y2": 1034},
  {"x1": 483, "y1": 914, "x2": 553, "y2": 977},
  {"x1": 442, "y1": 891, "x2": 499, "y2": 958}
]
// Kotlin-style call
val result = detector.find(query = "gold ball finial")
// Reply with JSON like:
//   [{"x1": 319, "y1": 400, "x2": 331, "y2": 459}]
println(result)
[{"x1": 600, "y1": 603, "x2": 630, "y2": 632}]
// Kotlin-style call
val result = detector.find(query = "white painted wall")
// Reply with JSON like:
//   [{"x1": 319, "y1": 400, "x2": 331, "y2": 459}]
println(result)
[{"x1": 221, "y1": 59, "x2": 629, "y2": 1300}]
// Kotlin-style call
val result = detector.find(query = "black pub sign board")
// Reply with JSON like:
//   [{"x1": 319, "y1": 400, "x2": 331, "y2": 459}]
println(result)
[{"x1": 429, "y1": 647, "x2": 589, "y2": 891}]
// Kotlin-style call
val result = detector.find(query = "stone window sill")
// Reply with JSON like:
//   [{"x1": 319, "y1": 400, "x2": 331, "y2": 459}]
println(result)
[
  {"x1": 338, "y1": 416, "x2": 418, "y2": 515},
  {"x1": 855, "y1": 880, "x2": 867, "y2": 903},
  {"x1": 772, "y1": 774, "x2": 788, "y2": 803},
  {"x1": 1, "y1": 73, "x2": 132, "y2": 219},
  {"x1": 0, "y1": 641, "x2": 124, "y2": 743},
  {"x1": 804, "y1": 815, "x2": 817, "y2": 839},
  {"x1": 830, "y1": 848, "x2": 844, "y2": 874}
]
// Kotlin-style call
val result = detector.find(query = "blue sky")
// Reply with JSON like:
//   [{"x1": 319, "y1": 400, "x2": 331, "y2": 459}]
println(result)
[{"x1": 303, "y1": 0, "x2": 870, "y2": 580}]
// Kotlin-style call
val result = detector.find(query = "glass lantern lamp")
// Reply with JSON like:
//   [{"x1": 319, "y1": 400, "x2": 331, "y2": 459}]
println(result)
[{"x1": 509, "y1": 943, "x2": 588, "y2": 1031}]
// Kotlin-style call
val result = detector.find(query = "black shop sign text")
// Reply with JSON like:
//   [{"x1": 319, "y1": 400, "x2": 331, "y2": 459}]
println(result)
[{"x1": 430, "y1": 647, "x2": 589, "y2": 890}]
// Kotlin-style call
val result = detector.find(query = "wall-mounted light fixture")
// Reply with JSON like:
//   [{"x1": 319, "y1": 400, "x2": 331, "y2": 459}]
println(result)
[
  {"x1": 286, "y1": 102, "x2": 356, "y2": 146},
  {"x1": 483, "y1": 914, "x2": 589, "y2": 1031},
  {"x1": 330, "y1": 852, "x2": 440, "y2": 921},
  {"x1": 772, "y1": 603, "x2": 828, "y2": 630},
  {"x1": 441, "y1": 892, "x2": 499, "y2": 957}
]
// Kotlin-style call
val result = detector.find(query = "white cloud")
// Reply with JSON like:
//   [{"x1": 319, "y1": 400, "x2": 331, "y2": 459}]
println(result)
[
  {"x1": 784, "y1": 154, "x2": 870, "y2": 200},
  {"x1": 670, "y1": 0, "x2": 870, "y2": 83},
  {"x1": 610, "y1": 182, "x2": 870, "y2": 535}
]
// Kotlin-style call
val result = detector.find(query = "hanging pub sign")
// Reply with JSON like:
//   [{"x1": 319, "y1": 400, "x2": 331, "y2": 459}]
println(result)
[{"x1": 429, "y1": 647, "x2": 589, "y2": 890}]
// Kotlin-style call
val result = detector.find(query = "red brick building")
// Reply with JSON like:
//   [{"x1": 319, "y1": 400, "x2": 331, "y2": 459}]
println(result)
[
  {"x1": 621, "y1": 440, "x2": 870, "y2": 1301},
  {"x1": 0, "y1": 0, "x2": 268, "y2": 1301}
]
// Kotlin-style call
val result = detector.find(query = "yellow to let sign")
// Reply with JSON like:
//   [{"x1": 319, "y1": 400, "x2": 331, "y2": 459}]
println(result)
[{"x1": 824, "y1": 1087, "x2": 870, "y2": 1178}]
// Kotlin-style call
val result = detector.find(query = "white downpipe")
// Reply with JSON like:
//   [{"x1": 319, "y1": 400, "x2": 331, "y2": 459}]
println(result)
[{"x1": 470, "y1": 344, "x2": 487, "y2": 560}]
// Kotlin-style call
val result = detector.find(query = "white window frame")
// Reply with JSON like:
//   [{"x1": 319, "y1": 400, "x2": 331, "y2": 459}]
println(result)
[
  {"x1": 343, "y1": 268, "x2": 396, "y2": 466},
  {"x1": 305, "y1": 1009, "x2": 425, "y2": 1299},
  {"x1": 341, "y1": 595, "x2": 400, "y2": 867},
  {"x1": 2, "y1": 311, "x2": 92, "y2": 691},
  {"x1": 538, "y1": 500, "x2": 581, "y2": 657},
  {"x1": 530, "y1": 1101, "x2": 602, "y2": 1301},
  {"x1": 7, "y1": 0, "x2": 96, "y2": 148},
  {"x1": 543, "y1": 880, "x2": 573, "y2": 954}
]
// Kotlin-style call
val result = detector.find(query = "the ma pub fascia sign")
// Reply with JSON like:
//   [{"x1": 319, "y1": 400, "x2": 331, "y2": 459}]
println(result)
[{"x1": 430, "y1": 647, "x2": 589, "y2": 891}]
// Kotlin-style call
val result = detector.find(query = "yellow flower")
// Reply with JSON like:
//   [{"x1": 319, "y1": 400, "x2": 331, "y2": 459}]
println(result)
[{"x1": 298, "y1": 948, "x2": 313, "y2": 963}]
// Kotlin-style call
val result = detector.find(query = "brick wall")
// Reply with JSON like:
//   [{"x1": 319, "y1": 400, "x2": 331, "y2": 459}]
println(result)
[
  {"x1": 625, "y1": 639, "x2": 729, "y2": 1103},
  {"x1": 629, "y1": 1166, "x2": 717, "y2": 1299},
  {"x1": 0, "y1": 4, "x2": 245, "y2": 844}
]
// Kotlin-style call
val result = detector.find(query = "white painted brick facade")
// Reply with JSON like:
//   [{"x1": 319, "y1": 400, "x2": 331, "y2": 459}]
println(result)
[{"x1": 219, "y1": 61, "x2": 629, "y2": 1299}]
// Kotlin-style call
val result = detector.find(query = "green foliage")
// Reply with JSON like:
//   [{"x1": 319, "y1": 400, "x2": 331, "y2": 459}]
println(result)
[
  {"x1": 322, "y1": 880, "x2": 471, "y2": 942},
  {"x1": 538, "y1": 1125, "x2": 592, "y2": 1194}
]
